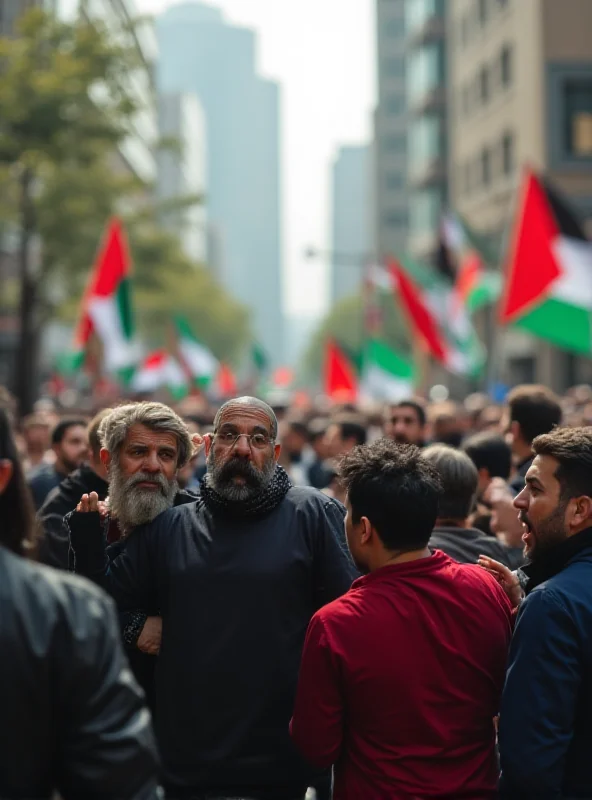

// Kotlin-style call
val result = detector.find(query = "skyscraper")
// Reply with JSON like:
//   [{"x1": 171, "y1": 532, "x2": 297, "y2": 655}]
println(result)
[
  {"x1": 330, "y1": 145, "x2": 371, "y2": 305},
  {"x1": 373, "y1": 0, "x2": 408, "y2": 261},
  {"x1": 157, "y1": 92, "x2": 208, "y2": 263},
  {"x1": 156, "y1": 3, "x2": 284, "y2": 365}
]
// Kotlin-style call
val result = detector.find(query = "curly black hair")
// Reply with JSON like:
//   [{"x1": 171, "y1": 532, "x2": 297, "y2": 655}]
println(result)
[{"x1": 339, "y1": 439, "x2": 443, "y2": 551}]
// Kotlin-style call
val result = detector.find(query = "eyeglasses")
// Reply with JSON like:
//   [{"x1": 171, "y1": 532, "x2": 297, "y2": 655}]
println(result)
[{"x1": 214, "y1": 431, "x2": 275, "y2": 450}]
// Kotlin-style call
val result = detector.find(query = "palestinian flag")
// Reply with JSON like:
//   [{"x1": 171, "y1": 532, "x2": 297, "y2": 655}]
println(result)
[
  {"x1": 174, "y1": 316, "x2": 218, "y2": 388},
  {"x1": 66, "y1": 218, "x2": 138, "y2": 380},
  {"x1": 360, "y1": 339, "x2": 414, "y2": 402},
  {"x1": 388, "y1": 256, "x2": 485, "y2": 378},
  {"x1": 500, "y1": 168, "x2": 592, "y2": 354},
  {"x1": 252, "y1": 343, "x2": 269, "y2": 373},
  {"x1": 217, "y1": 363, "x2": 238, "y2": 397},
  {"x1": 324, "y1": 340, "x2": 358, "y2": 402},
  {"x1": 439, "y1": 212, "x2": 501, "y2": 313},
  {"x1": 131, "y1": 350, "x2": 188, "y2": 400}
]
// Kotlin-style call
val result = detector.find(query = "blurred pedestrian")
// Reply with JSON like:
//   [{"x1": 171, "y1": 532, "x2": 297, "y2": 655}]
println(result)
[
  {"x1": 424, "y1": 444, "x2": 514, "y2": 566},
  {"x1": 383, "y1": 399, "x2": 426, "y2": 445},
  {"x1": 0, "y1": 407, "x2": 159, "y2": 800},
  {"x1": 29, "y1": 417, "x2": 89, "y2": 509},
  {"x1": 290, "y1": 440, "x2": 512, "y2": 799}
]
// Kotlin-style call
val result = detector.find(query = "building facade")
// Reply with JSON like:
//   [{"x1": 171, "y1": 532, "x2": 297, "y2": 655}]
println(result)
[
  {"x1": 330, "y1": 145, "x2": 372, "y2": 305},
  {"x1": 405, "y1": 0, "x2": 447, "y2": 260},
  {"x1": 447, "y1": 0, "x2": 592, "y2": 389},
  {"x1": 373, "y1": 0, "x2": 408, "y2": 261},
  {"x1": 157, "y1": 92, "x2": 207, "y2": 263},
  {"x1": 156, "y1": 3, "x2": 284, "y2": 365}
]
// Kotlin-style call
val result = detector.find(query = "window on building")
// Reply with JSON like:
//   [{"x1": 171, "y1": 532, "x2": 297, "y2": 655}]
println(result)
[
  {"x1": 479, "y1": 66, "x2": 490, "y2": 104},
  {"x1": 481, "y1": 147, "x2": 491, "y2": 186},
  {"x1": 384, "y1": 57, "x2": 405, "y2": 79},
  {"x1": 478, "y1": 0, "x2": 488, "y2": 26},
  {"x1": 383, "y1": 133, "x2": 406, "y2": 153},
  {"x1": 496, "y1": 0, "x2": 509, "y2": 8},
  {"x1": 500, "y1": 45, "x2": 513, "y2": 89},
  {"x1": 386, "y1": 94, "x2": 406, "y2": 115},
  {"x1": 383, "y1": 210, "x2": 408, "y2": 228},
  {"x1": 386, "y1": 172, "x2": 405, "y2": 191},
  {"x1": 502, "y1": 131, "x2": 515, "y2": 175},
  {"x1": 384, "y1": 16, "x2": 405, "y2": 37},
  {"x1": 462, "y1": 84, "x2": 471, "y2": 116},
  {"x1": 461, "y1": 14, "x2": 470, "y2": 46},
  {"x1": 564, "y1": 79, "x2": 592, "y2": 157}
]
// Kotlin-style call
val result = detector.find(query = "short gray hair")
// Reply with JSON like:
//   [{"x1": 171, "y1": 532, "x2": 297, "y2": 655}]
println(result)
[
  {"x1": 422, "y1": 444, "x2": 478, "y2": 521},
  {"x1": 99, "y1": 402, "x2": 193, "y2": 467}
]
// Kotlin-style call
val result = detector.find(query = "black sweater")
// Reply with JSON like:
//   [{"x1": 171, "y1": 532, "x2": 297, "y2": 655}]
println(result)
[{"x1": 70, "y1": 487, "x2": 357, "y2": 799}]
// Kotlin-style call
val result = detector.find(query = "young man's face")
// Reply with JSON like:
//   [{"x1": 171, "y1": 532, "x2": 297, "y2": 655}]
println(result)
[
  {"x1": 514, "y1": 454, "x2": 568, "y2": 560},
  {"x1": 55, "y1": 425, "x2": 89, "y2": 473},
  {"x1": 384, "y1": 406, "x2": 424, "y2": 445}
]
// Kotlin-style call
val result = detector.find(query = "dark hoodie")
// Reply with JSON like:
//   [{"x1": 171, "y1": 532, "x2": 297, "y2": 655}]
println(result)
[{"x1": 38, "y1": 464, "x2": 109, "y2": 570}]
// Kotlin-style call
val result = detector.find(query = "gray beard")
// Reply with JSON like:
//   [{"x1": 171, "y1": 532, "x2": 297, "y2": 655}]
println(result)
[
  {"x1": 108, "y1": 462, "x2": 178, "y2": 533},
  {"x1": 206, "y1": 450, "x2": 275, "y2": 503}
]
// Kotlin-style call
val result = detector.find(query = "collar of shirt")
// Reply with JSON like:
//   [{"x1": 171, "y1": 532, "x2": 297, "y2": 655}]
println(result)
[{"x1": 351, "y1": 549, "x2": 446, "y2": 591}]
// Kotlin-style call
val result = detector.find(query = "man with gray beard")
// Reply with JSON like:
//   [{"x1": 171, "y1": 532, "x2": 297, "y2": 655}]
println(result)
[
  {"x1": 70, "y1": 395, "x2": 358, "y2": 800},
  {"x1": 66, "y1": 402, "x2": 198, "y2": 710}
]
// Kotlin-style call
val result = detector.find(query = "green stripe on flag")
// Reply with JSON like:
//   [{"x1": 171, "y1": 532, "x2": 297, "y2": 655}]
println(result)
[{"x1": 515, "y1": 298, "x2": 592, "y2": 355}]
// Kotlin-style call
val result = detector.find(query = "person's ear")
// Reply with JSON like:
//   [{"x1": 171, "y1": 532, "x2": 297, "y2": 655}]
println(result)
[
  {"x1": 203, "y1": 433, "x2": 214, "y2": 457},
  {"x1": 99, "y1": 448, "x2": 111, "y2": 472},
  {"x1": 360, "y1": 516, "x2": 373, "y2": 545},
  {"x1": 570, "y1": 495, "x2": 592, "y2": 529},
  {"x1": 0, "y1": 459, "x2": 13, "y2": 495},
  {"x1": 274, "y1": 442, "x2": 281, "y2": 463}
]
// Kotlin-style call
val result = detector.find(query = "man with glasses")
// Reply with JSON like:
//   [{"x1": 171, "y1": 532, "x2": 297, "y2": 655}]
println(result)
[{"x1": 70, "y1": 396, "x2": 357, "y2": 800}]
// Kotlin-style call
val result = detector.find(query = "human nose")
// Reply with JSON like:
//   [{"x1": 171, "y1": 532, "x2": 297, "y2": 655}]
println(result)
[
  {"x1": 514, "y1": 488, "x2": 527, "y2": 510},
  {"x1": 232, "y1": 434, "x2": 252, "y2": 457},
  {"x1": 143, "y1": 451, "x2": 161, "y2": 472}
]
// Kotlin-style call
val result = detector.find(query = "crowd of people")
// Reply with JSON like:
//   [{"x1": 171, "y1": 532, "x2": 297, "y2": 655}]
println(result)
[{"x1": 1, "y1": 380, "x2": 592, "y2": 799}]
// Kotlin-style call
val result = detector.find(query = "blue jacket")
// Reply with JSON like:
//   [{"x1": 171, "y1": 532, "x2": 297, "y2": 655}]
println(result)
[{"x1": 499, "y1": 532, "x2": 592, "y2": 799}]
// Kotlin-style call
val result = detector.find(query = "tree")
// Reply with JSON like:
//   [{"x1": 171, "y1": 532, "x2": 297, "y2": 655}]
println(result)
[
  {"x1": 0, "y1": 9, "x2": 248, "y2": 410},
  {"x1": 301, "y1": 290, "x2": 410, "y2": 383}
]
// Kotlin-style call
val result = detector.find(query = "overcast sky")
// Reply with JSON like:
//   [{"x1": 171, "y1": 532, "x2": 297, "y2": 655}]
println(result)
[{"x1": 137, "y1": 0, "x2": 377, "y2": 317}]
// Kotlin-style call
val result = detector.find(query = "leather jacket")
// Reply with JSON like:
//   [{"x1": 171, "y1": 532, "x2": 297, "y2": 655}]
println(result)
[{"x1": 0, "y1": 545, "x2": 161, "y2": 800}]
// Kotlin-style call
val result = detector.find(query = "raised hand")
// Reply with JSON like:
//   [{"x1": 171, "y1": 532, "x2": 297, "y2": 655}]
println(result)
[{"x1": 478, "y1": 555, "x2": 524, "y2": 608}]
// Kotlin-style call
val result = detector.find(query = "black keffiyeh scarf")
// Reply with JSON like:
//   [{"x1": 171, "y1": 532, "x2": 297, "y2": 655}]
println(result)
[{"x1": 198, "y1": 464, "x2": 292, "y2": 520}]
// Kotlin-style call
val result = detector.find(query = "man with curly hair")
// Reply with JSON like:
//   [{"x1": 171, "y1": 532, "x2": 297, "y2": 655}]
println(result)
[{"x1": 290, "y1": 438, "x2": 514, "y2": 800}]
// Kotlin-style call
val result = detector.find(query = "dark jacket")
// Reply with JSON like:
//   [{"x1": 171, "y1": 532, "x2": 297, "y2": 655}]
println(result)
[
  {"x1": 66, "y1": 488, "x2": 198, "y2": 711},
  {"x1": 38, "y1": 464, "x2": 109, "y2": 569},
  {"x1": 0, "y1": 545, "x2": 159, "y2": 800},
  {"x1": 499, "y1": 528, "x2": 592, "y2": 799},
  {"x1": 29, "y1": 463, "x2": 66, "y2": 510},
  {"x1": 70, "y1": 487, "x2": 357, "y2": 799},
  {"x1": 430, "y1": 525, "x2": 515, "y2": 567}
]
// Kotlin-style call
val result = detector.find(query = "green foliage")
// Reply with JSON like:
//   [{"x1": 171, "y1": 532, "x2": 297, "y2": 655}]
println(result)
[
  {"x1": 0, "y1": 8, "x2": 249, "y2": 363},
  {"x1": 302, "y1": 290, "x2": 410, "y2": 381}
]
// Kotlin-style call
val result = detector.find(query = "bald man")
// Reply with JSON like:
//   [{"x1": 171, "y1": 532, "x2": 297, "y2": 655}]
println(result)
[{"x1": 70, "y1": 397, "x2": 357, "y2": 800}]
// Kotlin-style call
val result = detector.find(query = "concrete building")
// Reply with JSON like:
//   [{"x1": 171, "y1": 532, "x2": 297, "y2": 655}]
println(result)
[
  {"x1": 373, "y1": 0, "x2": 408, "y2": 260},
  {"x1": 157, "y1": 92, "x2": 207, "y2": 263},
  {"x1": 405, "y1": 0, "x2": 448, "y2": 261},
  {"x1": 156, "y1": 3, "x2": 284, "y2": 365},
  {"x1": 447, "y1": 0, "x2": 592, "y2": 390},
  {"x1": 329, "y1": 145, "x2": 372, "y2": 305}
]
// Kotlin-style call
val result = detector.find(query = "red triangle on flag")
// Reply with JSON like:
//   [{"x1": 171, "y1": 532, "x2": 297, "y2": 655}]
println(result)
[
  {"x1": 324, "y1": 340, "x2": 357, "y2": 402},
  {"x1": 91, "y1": 218, "x2": 132, "y2": 297},
  {"x1": 455, "y1": 250, "x2": 483, "y2": 305},
  {"x1": 387, "y1": 258, "x2": 448, "y2": 364},
  {"x1": 499, "y1": 167, "x2": 562, "y2": 323},
  {"x1": 218, "y1": 363, "x2": 237, "y2": 396}
]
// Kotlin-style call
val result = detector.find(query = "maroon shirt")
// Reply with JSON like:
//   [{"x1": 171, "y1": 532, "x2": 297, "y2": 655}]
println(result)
[{"x1": 290, "y1": 550, "x2": 513, "y2": 799}]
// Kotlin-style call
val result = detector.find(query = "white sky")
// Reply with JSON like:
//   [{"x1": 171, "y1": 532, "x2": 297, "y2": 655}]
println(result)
[{"x1": 138, "y1": 0, "x2": 377, "y2": 317}]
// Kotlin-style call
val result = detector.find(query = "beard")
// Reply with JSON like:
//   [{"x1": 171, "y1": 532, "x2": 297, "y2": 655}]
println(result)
[
  {"x1": 108, "y1": 461, "x2": 178, "y2": 533},
  {"x1": 207, "y1": 449, "x2": 276, "y2": 503},
  {"x1": 520, "y1": 502, "x2": 568, "y2": 562}
]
